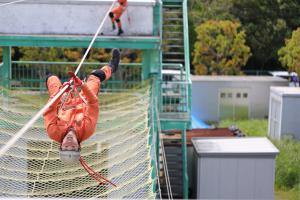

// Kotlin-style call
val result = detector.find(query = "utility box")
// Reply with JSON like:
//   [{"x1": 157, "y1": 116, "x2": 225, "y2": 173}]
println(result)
[
  {"x1": 192, "y1": 137, "x2": 279, "y2": 200},
  {"x1": 268, "y1": 87, "x2": 300, "y2": 140}
]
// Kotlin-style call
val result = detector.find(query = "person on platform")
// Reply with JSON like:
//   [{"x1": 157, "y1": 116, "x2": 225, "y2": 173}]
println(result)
[
  {"x1": 43, "y1": 49, "x2": 120, "y2": 164},
  {"x1": 109, "y1": 0, "x2": 128, "y2": 36}
]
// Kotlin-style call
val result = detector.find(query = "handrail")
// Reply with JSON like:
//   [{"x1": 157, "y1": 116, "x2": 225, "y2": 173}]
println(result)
[
  {"x1": 12, "y1": 60, "x2": 141, "y2": 66},
  {"x1": 182, "y1": 0, "x2": 190, "y2": 78}
]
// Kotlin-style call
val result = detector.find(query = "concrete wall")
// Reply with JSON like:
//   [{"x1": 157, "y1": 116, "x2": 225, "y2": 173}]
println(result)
[
  {"x1": 0, "y1": 0, "x2": 155, "y2": 36},
  {"x1": 191, "y1": 76, "x2": 288, "y2": 123}
]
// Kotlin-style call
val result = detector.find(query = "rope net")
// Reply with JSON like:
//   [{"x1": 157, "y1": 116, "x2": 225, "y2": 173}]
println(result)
[{"x1": 0, "y1": 82, "x2": 156, "y2": 198}]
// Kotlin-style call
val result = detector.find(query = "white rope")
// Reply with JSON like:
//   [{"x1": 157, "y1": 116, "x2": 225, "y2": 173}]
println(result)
[
  {"x1": 0, "y1": 0, "x2": 27, "y2": 7},
  {"x1": 74, "y1": 1, "x2": 115, "y2": 75},
  {"x1": 151, "y1": 82, "x2": 162, "y2": 200},
  {"x1": 156, "y1": 104, "x2": 173, "y2": 200},
  {"x1": 0, "y1": 1, "x2": 116, "y2": 157}
]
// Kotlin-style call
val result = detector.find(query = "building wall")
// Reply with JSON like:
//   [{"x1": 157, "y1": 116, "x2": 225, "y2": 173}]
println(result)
[
  {"x1": 0, "y1": 0, "x2": 155, "y2": 36},
  {"x1": 192, "y1": 76, "x2": 288, "y2": 123},
  {"x1": 281, "y1": 97, "x2": 300, "y2": 139}
]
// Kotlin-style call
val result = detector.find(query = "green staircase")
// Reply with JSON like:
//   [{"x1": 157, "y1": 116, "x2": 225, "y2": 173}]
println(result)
[
  {"x1": 160, "y1": 0, "x2": 191, "y2": 125},
  {"x1": 162, "y1": 2, "x2": 185, "y2": 65},
  {"x1": 159, "y1": 0, "x2": 191, "y2": 199}
]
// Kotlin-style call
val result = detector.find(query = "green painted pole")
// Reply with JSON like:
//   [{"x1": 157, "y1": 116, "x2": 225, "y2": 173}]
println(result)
[
  {"x1": 1, "y1": 47, "x2": 11, "y2": 88},
  {"x1": 182, "y1": 125, "x2": 189, "y2": 199},
  {"x1": 142, "y1": 50, "x2": 160, "y2": 80},
  {"x1": 142, "y1": 50, "x2": 151, "y2": 80}
]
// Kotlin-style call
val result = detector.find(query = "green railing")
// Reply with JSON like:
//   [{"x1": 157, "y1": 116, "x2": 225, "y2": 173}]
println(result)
[
  {"x1": 10, "y1": 61, "x2": 142, "y2": 92},
  {"x1": 160, "y1": 63, "x2": 189, "y2": 116}
]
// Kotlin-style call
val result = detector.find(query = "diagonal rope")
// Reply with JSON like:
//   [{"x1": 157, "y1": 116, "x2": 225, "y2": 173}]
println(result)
[
  {"x1": 156, "y1": 103, "x2": 173, "y2": 200},
  {"x1": 0, "y1": 0, "x2": 27, "y2": 7},
  {"x1": 0, "y1": 1, "x2": 116, "y2": 157}
]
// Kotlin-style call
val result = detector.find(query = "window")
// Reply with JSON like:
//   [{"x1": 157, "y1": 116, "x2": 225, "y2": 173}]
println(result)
[
  {"x1": 236, "y1": 93, "x2": 241, "y2": 98},
  {"x1": 243, "y1": 93, "x2": 248, "y2": 98},
  {"x1": 220, "y1": 93, "x2": 226, "y2": 98}
]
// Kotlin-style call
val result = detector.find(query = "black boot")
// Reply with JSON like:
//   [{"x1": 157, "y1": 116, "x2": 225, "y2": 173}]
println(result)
[
  {"x1": 117, "y1": 28, "x2": 124, "y2": 36},
  {"x1": 108, "y1": 49, "x2": 120, "y2": 73}
]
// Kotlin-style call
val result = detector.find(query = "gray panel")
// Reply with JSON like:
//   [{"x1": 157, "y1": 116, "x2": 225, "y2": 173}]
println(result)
[
  {"x1": 237, "y1": 158, "x2": 255, "y2": 199},
  {"x1": 281, "y1": 97, "x2": 300, "y2": 139},
  {"x1": 219, "y1": 158, "x2": 237, "y2": 199},
  {"x1": 199, "y1": 158, "x2": 220, "y2": 199},
  {"x1": 254, "y1": 158, "x2": 275, "y2": 199}
]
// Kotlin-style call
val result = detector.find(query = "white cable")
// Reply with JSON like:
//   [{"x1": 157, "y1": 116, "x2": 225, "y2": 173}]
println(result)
[
  {"x1": 0, "y1": 1, "x2": 116, "y2": 157},
  {"x1": 156, "y1": 103, "x2": 173, "y2": 200},
  {"x1": 151, "y1": 82, "x2": 162, "y2": 199},
  {"x1": 74, "y1": 1, "x2": 115, "y2": 75},
  {"x1": 0, "y1": 0, "x2": 27, "y2": 7}
]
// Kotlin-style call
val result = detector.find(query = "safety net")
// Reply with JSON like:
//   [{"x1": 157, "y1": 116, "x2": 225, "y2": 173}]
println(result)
[{"x1": 0, "y1": 82, "x2": 157, "y2": 198}]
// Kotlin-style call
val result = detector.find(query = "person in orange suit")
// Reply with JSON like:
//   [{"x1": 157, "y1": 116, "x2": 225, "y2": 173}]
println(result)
[
  {"x1": 109, "y1": 0, "x2": 128, "y2": 36},
  {"x1": 43, "y1": 49, "x2": 120, "y2": 164}
]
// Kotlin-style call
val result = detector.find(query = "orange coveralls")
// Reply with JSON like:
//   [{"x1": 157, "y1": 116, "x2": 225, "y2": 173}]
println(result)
[
  {"x1": 111, "y1": 0, "x2": 128, "y2": 27},
  {"x1": 43, "y1": 66, "x2": 112, "y2": 143}
]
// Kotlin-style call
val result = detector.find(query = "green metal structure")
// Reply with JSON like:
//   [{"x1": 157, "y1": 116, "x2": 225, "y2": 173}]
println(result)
[{"x1": 0, "y1": 0, "x2": 191, "y2": 198}]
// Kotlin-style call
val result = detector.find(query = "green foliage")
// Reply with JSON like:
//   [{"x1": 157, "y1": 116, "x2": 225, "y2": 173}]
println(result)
[
  {"x1": 219, "y1": 119, "x2": 300, "y2": 199},
  {"x1": 278, "y1": 28, "x2": 300, "y2": 76},
  {"x1": 193, "y1": 20, "x2": 251, "y2": 75},
  {"x1": 273, "y1": 139, "x2": 300, "y2": 190},
  {"x1": 219, "y1": 119, "x2": 267, "y2": 136},
  {"x1": 189, "y1": 0, "x2": 235, "y2": 24},
  {"x1": 16, "y1": 47, "x2": 140, "y2": 63},
  {"x1": 189, "y1": 0, "x2": 300, "y2": 71},
  {"x1": 230, "y1": 0, "x2": 288, "y2": 69}
]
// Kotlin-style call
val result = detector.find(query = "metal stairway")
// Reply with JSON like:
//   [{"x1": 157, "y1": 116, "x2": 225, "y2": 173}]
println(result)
[
  {"x1": 162, "y1": 1, "x2": 185, "y2": 65},
  {"x1": 159, "y1": 0, "x2": 191, "y2": 198}
]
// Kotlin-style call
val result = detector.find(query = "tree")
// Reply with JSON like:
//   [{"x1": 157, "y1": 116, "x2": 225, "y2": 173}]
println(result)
[
  {"x1": 230, "y1": 0, "x2": 287, "y2": 70},
  {"x1": 278, "y1": 28, "x2": 300, "y2": 75},
  {"x1": 193, "y1": 20, "x2": 251, "y2": 75},
  {"x1": 189, "y1": 0, "x2": 300, "y2": 72}
]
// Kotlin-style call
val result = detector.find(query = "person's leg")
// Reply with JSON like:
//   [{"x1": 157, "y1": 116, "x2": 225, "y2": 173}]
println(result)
[
  {"x1": 110, "y1": 6, "x2": 121, "y2": 31},
  {"x1": 115, "y1": 18, "x2": 124, "y2": 36},
  {"x1": 86, "y1": 49, "x2": 120, "y2": 95},
  {"x1": 46, "y1": 75, "x2": 62, "y2": 98},
  {"x1": 109, "y1": 11, "x2": 116, "y2": 30},
  {"x1": 112, "y1": 6, "x2": 124, "y2": 35}
]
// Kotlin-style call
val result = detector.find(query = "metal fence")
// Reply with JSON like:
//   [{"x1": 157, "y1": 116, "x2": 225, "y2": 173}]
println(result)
[
  {"x1": 11, "y1": 61, "x2": 142, "y2": 91},
  {"x1": 160, "y1": 63, "x2": 190, "y2": 119}
]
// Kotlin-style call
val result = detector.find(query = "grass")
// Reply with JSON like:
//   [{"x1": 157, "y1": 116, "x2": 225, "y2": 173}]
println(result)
[{"x1": 219, "y1": 119, "x2": 300, "y2": 200}]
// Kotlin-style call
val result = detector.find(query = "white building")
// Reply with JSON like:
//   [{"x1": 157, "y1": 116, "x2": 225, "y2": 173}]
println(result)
[
  {"x1": 192, "y1": 76, "x2": 288, "y2": 123},
  {"x1": 268, "y1": 87, "x2": 300, "y2": 140}
]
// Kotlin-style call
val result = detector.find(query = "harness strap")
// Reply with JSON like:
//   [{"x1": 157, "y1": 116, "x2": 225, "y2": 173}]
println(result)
[
  {"x1": 58, "y1": 75, "x2": 87, "y2": 141},
  {"x1": 79, "y1": 156, "x2": 117, "y2": 187}
]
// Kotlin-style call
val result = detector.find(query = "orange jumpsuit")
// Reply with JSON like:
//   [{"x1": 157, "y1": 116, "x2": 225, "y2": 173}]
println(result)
[
  {"x1": 43, "y1": 66, "x2": 112, "y2": 143},
  {"x1": 111, "y1": 0, "x2": 128, "y2": 28}
]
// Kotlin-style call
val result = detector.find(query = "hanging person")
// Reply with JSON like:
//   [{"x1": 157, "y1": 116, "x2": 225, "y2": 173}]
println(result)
[
  {"x1": 109, "y1": 0, "x2": 128, "y2": 36},
  {"x1": 43, "y1": 49, "x2": 120, "y2": 165}
]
